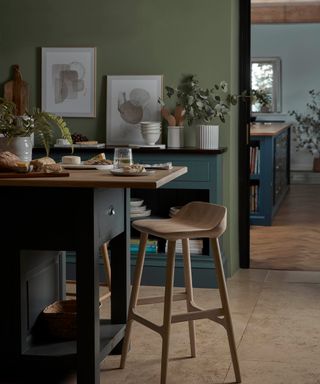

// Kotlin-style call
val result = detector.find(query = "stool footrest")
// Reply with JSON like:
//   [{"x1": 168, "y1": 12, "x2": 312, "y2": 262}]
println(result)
[
  {"x1": 171, "y1": 308, "x2": 224, "y2": 324},
  {"x1": 131, "y1": 310, "x2": 162, "y2": 335},
  {"x1": 137, "y1": 292, "x2": 187, "y2": 306}
]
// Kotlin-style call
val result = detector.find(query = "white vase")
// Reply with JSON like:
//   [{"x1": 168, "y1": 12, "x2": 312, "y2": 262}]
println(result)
[
  {"x1": 0, "y1": 136, "x2": 33, "y2": 162},
  {"x1": 196, "y1": 124, "x2": 219, "y2": 149},
  {"x1": 167, "y1": 126, "x2": 184, "y2": 148}
]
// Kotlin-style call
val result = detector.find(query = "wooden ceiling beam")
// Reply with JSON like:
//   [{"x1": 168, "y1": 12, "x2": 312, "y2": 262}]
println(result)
[{"x1": 251, "y1": 2, "x2": 320, "y2": 23}]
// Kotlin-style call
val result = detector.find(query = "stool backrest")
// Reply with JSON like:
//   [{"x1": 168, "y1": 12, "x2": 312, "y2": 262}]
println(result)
[{"x1": 174, "y1": 201, "x2": 227, "y2": 238}]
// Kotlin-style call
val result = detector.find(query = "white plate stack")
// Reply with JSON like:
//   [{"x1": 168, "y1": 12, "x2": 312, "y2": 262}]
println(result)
[
  {"x1": 169, "y1": 206, "x2": 181, "y2": 217},
  {"x1": 130, "y1": 198, "x2": 151, "y2": 218},
  {"x1": 140, "y1": 121, "x2": 161, "y2": 146}
]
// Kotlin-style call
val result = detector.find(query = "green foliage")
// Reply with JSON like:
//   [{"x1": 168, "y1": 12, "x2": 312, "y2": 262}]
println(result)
[
  {"x1": 0, "y1": 98, "x2": 73, "y2": 156},
  {"x1": 251, "y1": 88, "x2": 271, "y2": 109},
  {"x1": 289, "y1": 90, "x2": 320, "y2": 156},
  {"x1": 161, "y1": 74, "x2": 237, "y2": 125},
  {"x1": 239, "y1": 88, "x2": 271, "y2": 113}
]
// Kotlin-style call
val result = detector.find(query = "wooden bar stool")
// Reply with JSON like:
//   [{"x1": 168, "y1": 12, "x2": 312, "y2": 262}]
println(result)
[
  {"x1": 67, "y1": 242, "x2": 111, "y2": 302},
  {"x1": 120, "y1": 201, "x2": 241, "y2": 383}
]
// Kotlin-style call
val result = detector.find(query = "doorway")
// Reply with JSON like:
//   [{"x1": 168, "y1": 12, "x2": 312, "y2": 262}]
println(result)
[{"x1": 239, "y1": 0, "x2": 320, "y2": 270}]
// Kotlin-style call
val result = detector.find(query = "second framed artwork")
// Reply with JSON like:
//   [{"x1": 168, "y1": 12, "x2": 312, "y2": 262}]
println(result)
[
  {"x1": 106, "y1": 75, "x2": 163, "y2": 145},
  {"x1": 42, "y1": 47, "x2": 96, "y2": 117}
]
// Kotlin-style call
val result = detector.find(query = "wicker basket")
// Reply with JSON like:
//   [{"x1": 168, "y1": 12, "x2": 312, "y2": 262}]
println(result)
[{"x1": 36, "y1": 299, "x2": 77, "y2": 341}]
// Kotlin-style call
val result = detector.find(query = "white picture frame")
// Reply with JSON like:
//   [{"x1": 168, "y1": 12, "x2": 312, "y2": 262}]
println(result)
[
  {"x1": 106, "y1": 75, "x2": 162, "y2": 145},
  {"x1": 41, "y1": 47, "x2": 96, "y2": 117}
]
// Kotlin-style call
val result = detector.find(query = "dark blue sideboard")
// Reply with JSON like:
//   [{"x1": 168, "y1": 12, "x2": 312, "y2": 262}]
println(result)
[
  {"x1": 250, "y1": 124, "x2": 290, "y2": 226},
  {"x1": 33, "y1": 147, "x2": 227, "y2": 288}
]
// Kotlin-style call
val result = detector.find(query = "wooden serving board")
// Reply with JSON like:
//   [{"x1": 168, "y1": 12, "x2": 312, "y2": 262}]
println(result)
[
  {"x1": 0, "y1": 172, "x2": 70, "y2": 178},
  {"x1": 4, "y1": 65, "x2": 29, "y2": 115}
]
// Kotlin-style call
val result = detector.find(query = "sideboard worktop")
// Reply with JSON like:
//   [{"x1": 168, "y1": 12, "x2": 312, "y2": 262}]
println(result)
[{"x1": 250, "y1": 122, "x2": 291, "y2": 137}]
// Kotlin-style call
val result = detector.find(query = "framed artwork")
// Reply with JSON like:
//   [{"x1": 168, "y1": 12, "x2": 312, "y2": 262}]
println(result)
[
  {"x1": 41, "y1": 47, "x2": 96, "y2": 117},
  {"x1": 106, "y1": 75, "x2": 162, "y2": 145}
]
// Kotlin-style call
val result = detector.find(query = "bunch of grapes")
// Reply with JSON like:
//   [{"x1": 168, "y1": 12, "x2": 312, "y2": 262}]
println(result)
[{"x1": 71, "y1": 133, "x2": 88, "y2": 144}]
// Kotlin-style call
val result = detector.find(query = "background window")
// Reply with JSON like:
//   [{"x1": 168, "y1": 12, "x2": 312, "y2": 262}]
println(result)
[{"x1": 251, "y1": 57, "x2": 281, "y2": 114}]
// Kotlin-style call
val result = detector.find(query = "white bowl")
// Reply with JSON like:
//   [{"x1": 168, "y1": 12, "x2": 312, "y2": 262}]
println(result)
[
  {"x1": 141, "y1": 125, "x2": 161, "y2": 129},
  {"x1": 141, "y1": 130, "x2": 161, "y2": 145},
  {"x1": 141, "y1": 128, "x2": 162, "y2": 133},
  {"x1": 140, "y1": 121, "x2": 161, "y2": 126}
]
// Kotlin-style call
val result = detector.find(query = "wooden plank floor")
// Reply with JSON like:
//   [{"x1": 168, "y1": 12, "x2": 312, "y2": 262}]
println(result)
[{"x1": 250, "y1": 184, "x2": 320, "y2": 270}]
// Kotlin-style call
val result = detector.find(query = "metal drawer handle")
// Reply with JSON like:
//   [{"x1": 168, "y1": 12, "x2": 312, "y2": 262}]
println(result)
[{"x1": 106, "y1": 207, "x2": 116, "y2": 216}]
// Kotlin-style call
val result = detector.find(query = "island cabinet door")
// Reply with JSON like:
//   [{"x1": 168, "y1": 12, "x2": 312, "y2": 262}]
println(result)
[{"x1": 0, "y1": 186, "x2": 128, "y2": 379}]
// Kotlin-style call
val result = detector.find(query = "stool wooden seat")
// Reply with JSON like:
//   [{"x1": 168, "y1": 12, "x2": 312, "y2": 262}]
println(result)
[{"x1": 120, "y1": 201, "x2": 241, "y2": 383}]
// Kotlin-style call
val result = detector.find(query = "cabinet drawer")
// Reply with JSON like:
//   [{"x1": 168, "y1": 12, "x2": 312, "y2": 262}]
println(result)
[
  {"x1": 171, "y1": 160, "x2": 210, "y2": 182},
  {"x1": 94, "y1": 189, "x2": 124, "y2": 244},
  {"x1": 135, "y1": 157, "x2": 211, "y2": 182}
]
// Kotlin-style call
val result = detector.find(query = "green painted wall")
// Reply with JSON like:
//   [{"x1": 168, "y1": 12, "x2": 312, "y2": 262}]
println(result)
[{"x1": 0, "y1": 0, "x2": 240, "y2": 275}]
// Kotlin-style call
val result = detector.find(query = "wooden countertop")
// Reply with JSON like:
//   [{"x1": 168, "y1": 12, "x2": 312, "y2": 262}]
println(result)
[
  {"x1": 250, "y1": 122, "x2": 291, "y2": 137},
  {"x1": 0, "y1": 166, "x2": 187, "y2": 189},
  {"x1": 33, "y1": 146, "x2": 228, "y2": 155}
]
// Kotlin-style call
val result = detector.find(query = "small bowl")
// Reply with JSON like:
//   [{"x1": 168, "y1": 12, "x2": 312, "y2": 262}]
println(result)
[
  {"x1": 141, "y1": 130, "x2": 161, "y2": 145},
  {"x1": 140, "y1": 121, "x2": 161, "y2": 126}
]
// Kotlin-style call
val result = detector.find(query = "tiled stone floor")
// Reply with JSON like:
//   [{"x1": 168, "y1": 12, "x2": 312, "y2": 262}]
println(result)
[
  {"x1": 94, "y1": 269, "x2": 320, "y2": 384},
  {"x1": 63, "y1": 269, "x2": 320, "y2": 383}
]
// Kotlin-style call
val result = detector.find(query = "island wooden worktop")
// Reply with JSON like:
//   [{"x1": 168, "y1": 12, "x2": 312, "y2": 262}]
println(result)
[
  {"x1": 250, "y1": 122, "x2": 291, "y2": 137},
  {"x1": 0, "y1": 166, "x2": 187, "y2": 188}
]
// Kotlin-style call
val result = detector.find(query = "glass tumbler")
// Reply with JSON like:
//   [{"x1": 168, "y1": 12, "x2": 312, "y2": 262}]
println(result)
[{"x1": 113, "y1": 147, "x2": 133, "y2": 169}]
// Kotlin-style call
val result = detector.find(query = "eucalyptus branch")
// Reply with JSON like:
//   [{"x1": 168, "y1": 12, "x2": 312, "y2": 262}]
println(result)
[
  {"x1": 289, "y1": 90, "x2": 320, "y2": 156},
  {"x1": 160, "y1": 74, "x2": 237, "y2": 126}
]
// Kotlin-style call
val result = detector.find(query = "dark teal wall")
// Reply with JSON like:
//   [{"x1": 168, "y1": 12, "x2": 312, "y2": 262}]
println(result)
[{"x1": 0, "y1": 0, "x2": 240, "y2": 273}]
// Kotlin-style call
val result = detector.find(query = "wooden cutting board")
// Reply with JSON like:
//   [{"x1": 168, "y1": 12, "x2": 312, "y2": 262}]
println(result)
[
  {"x1": 4, "y1": 65, "x2": 29, "y2": 115},
  {"x1": 0, "y1": 172, "x2": 70, "y2": 178}
]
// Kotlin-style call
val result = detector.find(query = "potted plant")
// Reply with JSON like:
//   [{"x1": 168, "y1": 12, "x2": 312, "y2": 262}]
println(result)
[
  {"x1": 289, "y1": 90, "x2": 320, "y2": 172},
  {"x1": 160, "y1": 74, "x2": 237, "y2": 149},
  {"x1": 251, "y1": 88, "x2": 271, "y2": 113},
  {"x1": 0, "y1": 98, "x2": 72, "y2": 161}
]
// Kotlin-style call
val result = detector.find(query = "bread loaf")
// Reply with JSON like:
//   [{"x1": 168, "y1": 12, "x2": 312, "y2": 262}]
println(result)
[
  {"x1": 84, "y1": 153, "x2": 112, "y2": 165},
  {"x1": 0, "y1": 151, "x2": 21, "y2": 171},
  {"x1": 43, "y1": 163, "x2": 63, "y2": 173},
  {"x1": 30, "y1": 157, "x2": 56, "y2": 172}
]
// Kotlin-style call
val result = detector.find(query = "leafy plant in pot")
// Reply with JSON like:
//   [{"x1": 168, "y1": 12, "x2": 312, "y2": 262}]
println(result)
[
  {"x1": 160, "y1": 74, "x2": 238, "y2": 149},
  {"x1": 0, "y1": 98, "x2": 72, "y2": 161},
  {"x1": 289, "y1": 90, "x2": 320, "y2": 172},
  {"x1": 250, "y1": 88, "x2": 271, "y2": 121}
]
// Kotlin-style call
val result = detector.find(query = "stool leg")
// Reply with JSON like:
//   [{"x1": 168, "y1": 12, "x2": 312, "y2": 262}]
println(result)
[
  {"x1": 211, "y1": 238, "x2": 241, "y2": 383},
  {"x1": 182, "y1": 238, "x2": 196, "y2": 357},
  {"x1": 161, "y1": 240, "x2": 176, "y2": 384},
  {"x1": 101, "y1": 242, "x2": 111, "y2": 289},
  {"x1": 120, "y1": 232, "x2": 148, "y2": 369}
]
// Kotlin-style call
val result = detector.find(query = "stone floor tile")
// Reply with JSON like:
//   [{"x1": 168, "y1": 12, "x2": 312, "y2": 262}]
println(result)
[
  {"x1": 224, "y1": 360, "x2": 320, "y2": 384},
  {"x1": 266, "y1": 270, "x2": 320, "y2": 284},
  {"x1": 237, "y1": 312, "x2": 320, "y2": 364}
]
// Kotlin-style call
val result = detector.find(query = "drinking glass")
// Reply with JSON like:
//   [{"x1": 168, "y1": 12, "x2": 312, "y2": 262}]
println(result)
[{"x1": 113, "y1": 147, "x2": 133, "y2": 169}]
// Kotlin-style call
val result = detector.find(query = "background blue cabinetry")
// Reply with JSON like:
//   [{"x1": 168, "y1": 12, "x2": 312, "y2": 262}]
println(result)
[
  {"x1": 34, "y1": 147, "x2": 226, "y2": 287},
  {"x1": 250, "y1": 125, "x2": 290, "y2": 226}
]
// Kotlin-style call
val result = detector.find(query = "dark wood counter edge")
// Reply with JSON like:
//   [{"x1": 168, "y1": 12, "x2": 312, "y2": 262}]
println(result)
[
  {"x1": 32, "y1": 146, "x2": 228, "y2": 155},
  {"x1": 0, "y1": 166, "x2": 188, "y2": 189}
]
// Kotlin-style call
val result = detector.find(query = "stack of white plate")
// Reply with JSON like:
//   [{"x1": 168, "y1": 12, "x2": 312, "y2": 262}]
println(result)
[
  {"x1": 169, "y1": 206, "x2": 181, "y2": 217},
  {"x1": 140, "y1": 121, "x2": 161, "y2": 145},
  {"x1": 130, "y1": 198, "x2": 151, "y2": 218}
]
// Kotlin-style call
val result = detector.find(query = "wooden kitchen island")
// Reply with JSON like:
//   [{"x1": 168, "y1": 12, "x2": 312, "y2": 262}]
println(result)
[{"x1": 0, "y1": 167, "x2": 187, "y2": 383}]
